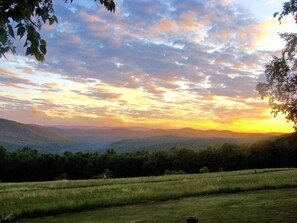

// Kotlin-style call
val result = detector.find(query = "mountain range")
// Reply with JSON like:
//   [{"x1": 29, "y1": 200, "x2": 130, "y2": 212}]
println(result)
[{"x1": 0, "y1": 118, "x2": 284, "y2": 153}]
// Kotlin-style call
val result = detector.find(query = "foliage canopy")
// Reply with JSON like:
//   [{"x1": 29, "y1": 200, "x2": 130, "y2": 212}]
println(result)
[{"x1": 257, "y1": 0, "x2": 297, "y2": 130}]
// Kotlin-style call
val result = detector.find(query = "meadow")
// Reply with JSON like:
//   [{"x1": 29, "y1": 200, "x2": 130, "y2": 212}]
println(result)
[{"x1": 1, "y1": 168, "x2": 297, "y2": 222}]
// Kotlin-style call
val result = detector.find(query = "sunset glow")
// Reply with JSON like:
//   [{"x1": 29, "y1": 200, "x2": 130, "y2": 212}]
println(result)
[{"x1": 0, "y1": 0, "x2": 295, "y2": 133}]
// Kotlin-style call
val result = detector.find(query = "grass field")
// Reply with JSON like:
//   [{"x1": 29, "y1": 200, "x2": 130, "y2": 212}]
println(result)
[
  {"x1": 21, "y1": 188, "x2": 297, "y2": 223},
  {"x1": 1, "y1": 168, "x2": 297, "y2": 222}
]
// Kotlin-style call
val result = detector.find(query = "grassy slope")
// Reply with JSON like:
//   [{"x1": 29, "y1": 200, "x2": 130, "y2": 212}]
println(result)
[
  {"x1": 21, "y1": 189, "x2": 297, "y2": 223},
  {"x1": 1, "y1": 168, "x2": 297, "y2": 222}
]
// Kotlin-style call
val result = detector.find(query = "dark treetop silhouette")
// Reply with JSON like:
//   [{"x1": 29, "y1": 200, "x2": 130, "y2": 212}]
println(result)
[
  {"x1": 257, "y1": 0, "x2": 297, "y2": 131},
  {"x1": 0, "y1": 0, "x2": 115, "y2": 61}
]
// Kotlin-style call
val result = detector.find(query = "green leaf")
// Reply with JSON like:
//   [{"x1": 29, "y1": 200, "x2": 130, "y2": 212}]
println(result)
[
  {"x1": 34, "y1": 52, "x2": 44, "y2": 61},
  {"x1": 41, "y1": 7, "x2": 49, "y2": 23},
  {"x1": 36, "y1": 8, "x2": 42, "y2": 17},
  {"x1": 40, "y1": 54, "x2": 45, "y2": 61},
  {"x1": 100, "y1": 0, "x2": 116, "y2": 12},
  {"x1": 53, "y1": 15, "x2": 58, "y2": 23},
  {"x1": 0, "y1": 28, "x2": 8, "y2": 45},
  {"x1": 49, "y1": 18, "x2": 55, "y2": 25},
  {"x1": 15, "y1": 23, "x2": 23, "y2": 28},
  {"x1": 0, "y1": 46, "x2": 10, "y2": 54},
  {"x1": 40, "y1": 39, "x2": 46, "y2": 46},
  {"x1": 17, "y1": 26, "x2": 26, "y2": 39},
  {"x1": 40, "y1": 44, "x2": 46, "y2": 54},
  {"x1": 25, "y1": 47, "x2": 33, "y2": 56},
  {"x1": 35, "y1": 31, "x2": 41, "y2": 40},
  {"x1": 8, "y1": 24, "x2": 15, "y2": 39},
  {"x1": 41, "y1": 14, "x2": 48, "y2": 24},
  {"x1": 49, "y1": 15, "x2": 58, "y2": 25}
]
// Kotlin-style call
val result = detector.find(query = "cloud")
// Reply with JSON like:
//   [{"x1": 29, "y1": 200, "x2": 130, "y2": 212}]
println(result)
[
  {"x1": 74, "y1": 85, "x2": 122, "y2": 100},
  {"x1": 0, "y1": 0, "x2": 293, "y2": 132},
  {"x1": 0, "y1": 68, "x2": 38, "y2": 89},
  {"x1": 39, "y1": 82, "x2": 62, "y2": 93}
]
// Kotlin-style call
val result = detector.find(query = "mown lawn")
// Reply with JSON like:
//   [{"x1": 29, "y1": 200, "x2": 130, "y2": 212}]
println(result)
[
  {"x1": 21, "y1": 188, "x2": 297, "y2": 223},
  {"x1": 1, "y1": 168, "x2": 297, "y2": 222}
]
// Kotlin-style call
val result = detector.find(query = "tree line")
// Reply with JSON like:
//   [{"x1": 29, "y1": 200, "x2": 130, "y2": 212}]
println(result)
[{"x1": 0, "y1": 134, "x2": 296, "y2": 182}]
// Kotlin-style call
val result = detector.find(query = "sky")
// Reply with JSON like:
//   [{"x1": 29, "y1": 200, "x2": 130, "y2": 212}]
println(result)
[{"x1": 0, "y1": 0, "x2": 296, "y2": 133}]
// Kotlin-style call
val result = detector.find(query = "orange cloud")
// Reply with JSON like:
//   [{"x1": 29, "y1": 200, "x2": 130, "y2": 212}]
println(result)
[
  {"x1": 42, "y1": 82, "x2": 60, "y2": 88},
  {"x1": 0, "y1": 68, "x2": 21, "y2": 77},
  {"x1": 4, "y1": 82, "x2": 27, "y2": 89},
  {"x1": 150, "y1": 18, "x2": 176, "y2": 34}
]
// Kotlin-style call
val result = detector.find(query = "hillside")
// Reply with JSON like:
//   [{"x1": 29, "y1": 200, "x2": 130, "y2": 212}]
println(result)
[
  {"x1": 0, "y1": 118, "x2": 284, "y2": 153},
  {"x1": 0, "y1": 119, "x2": 99, "y2": 153},
  {"x1": 109, "y1": 135, "x2": 266, "y2": 152},
  {"x1": 49, "y1": 126, "x2": 282, "y2": 140},
  {"x1": 0, "y1": 119, "x2": 67, "y2": 152}
]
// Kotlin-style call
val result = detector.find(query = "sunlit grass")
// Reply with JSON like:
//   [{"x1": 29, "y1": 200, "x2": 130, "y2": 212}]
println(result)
[
  {"x1": 21, "y1": 188, "x2": 297, "y2": 223},
  {"x1": 1, "y1": 168, "x2": 297, "y2": 222}
]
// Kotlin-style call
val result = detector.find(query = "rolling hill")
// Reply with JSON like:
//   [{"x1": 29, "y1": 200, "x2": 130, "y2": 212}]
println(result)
[
  {"x1": 0, "y1": 118, "x2": 284, "y2": 153},
  {"x1": 0, "y1": 119, "x2": 100, "y2": 153}
]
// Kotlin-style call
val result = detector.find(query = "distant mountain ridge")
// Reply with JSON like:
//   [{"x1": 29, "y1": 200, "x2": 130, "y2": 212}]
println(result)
[
  {"x1": 0, "y1": 119, "x2": 70, "y2": 152},
  {"x1": 0, "y1": 118, "x2": 284, "y2": 153}
]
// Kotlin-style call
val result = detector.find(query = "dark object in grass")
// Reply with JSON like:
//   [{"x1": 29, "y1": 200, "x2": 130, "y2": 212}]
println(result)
[{"x1": 186, "y1": 217, "x2": 198, "y2": 223}]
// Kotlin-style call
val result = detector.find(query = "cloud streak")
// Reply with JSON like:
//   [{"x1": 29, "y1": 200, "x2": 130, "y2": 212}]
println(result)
[{"x1": 0, "y1": 0, "x2": 294, "y2": 132}]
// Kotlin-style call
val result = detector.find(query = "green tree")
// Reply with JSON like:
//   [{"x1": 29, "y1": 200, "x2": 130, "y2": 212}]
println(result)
[
  {"x1": 257, "y1": 0, "x2": 297, "y2": 130},
  {"x1": 219, "y1": 143, "x2": 246, "y2": 171},
  {"x1": 0, "y1": 0, "x2": 115, "y2": 61},
  {"x1": 0, "y1": 146, "x2": 8, "y2": 181},
  {"x1": 199, "y1": 166, "x2": 210, "y2": 174}
]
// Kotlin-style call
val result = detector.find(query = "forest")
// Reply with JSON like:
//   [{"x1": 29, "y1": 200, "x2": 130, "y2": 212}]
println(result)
[{"x1": 0, "y1": 133, "x2": 296, "y2": 182}]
